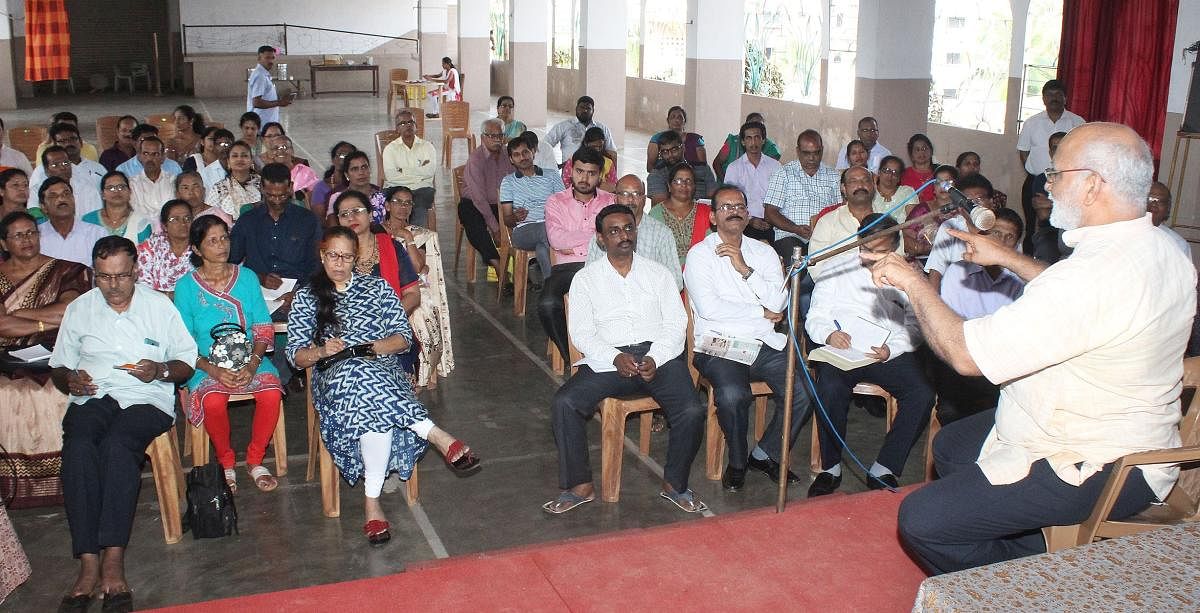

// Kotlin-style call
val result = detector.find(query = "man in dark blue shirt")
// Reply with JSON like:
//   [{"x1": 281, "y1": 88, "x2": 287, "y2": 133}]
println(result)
[{"x1": 230, "y1": 163, "x2": 321, "y2": 305}]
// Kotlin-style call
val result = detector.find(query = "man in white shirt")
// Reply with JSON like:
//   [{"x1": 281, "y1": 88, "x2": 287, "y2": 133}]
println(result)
[
  {"x1": 37, "y1": 146, "x2": 102, "y2": 219},
  {"x1": 382, "y1": 109, "x2": 437, "y2": 228},
  {"x1": 808, "y1": 166, "x2": 903, "y2": 271},
  {"x1": 1017, "y1": 79, "x2": 1084, "y2": 252},
  {"x1": 686, "y1": 186, "x2": 812, "y2": 492},
  {"x1": 805, "y1": 213, "x2": 934, "y2": 497},
  {"x1": 247, "y1": 45, "x2": 292, "y2": 125},
  {"x1": 544, "y1": 96, "x2": 617, "y2": 166},
  {"x1": 835, "y1": 117, "x2": 891, "y2": 171},
  {"x1": 545, "y1": 204, "x2": 706, "y2": 515},
  {"x1": 128, "y1": 137, "x2": 177, "y2": 226},
  {"x1": 0, "y1": 117, "x2": 33, "y2": 174},
  {"x1": 722, "y1": 120, "x2": 781, "y2": 244},
  {"x1": 1147, "y1": 181, "x2": 1190, "y2": 256},
  {"x1": 870, "y1": 122, "x2": 1196, "y2": 574},
  {"x1": 35, "y1": 177, "x2": 108, "y2": 266}
]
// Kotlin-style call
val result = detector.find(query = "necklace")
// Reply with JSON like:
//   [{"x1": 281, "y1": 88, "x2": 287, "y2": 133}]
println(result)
[
  {"x1": 199, "y1": 263, "x2": 232, "y2": 289},
  {"x1": 354, "y1": 237, "x2": 380, "y2": 275}
]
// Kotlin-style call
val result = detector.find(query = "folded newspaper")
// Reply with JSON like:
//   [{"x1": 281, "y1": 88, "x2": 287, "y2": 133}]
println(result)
[{"x1": 695, "y1": 333, "x2": 762, "y2": 365}]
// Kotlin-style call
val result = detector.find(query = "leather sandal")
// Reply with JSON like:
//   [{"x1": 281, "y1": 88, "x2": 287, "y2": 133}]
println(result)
[
  {"x1": 444, "y1": 440, "x2": 481, "y2": 476},
  {"x1": 249, "y1": 465, "x2": 278, "y2": 492},
  {"x1": 57, "y1": 593, "x2": 93, "y2": 613},
  {"x1": 364, "y1": 519, "x2": 391, "y2": 546}
]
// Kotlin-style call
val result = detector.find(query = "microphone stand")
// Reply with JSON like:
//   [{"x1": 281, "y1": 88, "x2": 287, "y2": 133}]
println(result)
[
  {"x1": 794, "y1": 206, "x2": 949, "y2": 273},
  {"x1": 777, "y1": 245, "x2": 802, "y2": 513}
]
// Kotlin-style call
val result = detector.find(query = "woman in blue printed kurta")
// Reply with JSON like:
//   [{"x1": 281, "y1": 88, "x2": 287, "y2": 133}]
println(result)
[{"x1": 286, "y1": 226, "x2": 479, "y2": 546}]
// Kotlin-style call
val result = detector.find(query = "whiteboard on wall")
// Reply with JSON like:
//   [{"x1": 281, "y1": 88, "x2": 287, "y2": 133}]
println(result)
[
  {"x1": 183, "y1": 25, "x2": 285, "y2": 55},
  {"x1": 183, "y1": 24, "x2": 412, "y2": 56}
]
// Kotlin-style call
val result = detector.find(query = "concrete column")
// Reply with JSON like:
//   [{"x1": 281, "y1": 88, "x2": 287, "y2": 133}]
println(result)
[
  {"x1": 683, "y1": 0, "x2": 745, "y2": 158},
  {"x1": 419, "y1": 0, "x2": 449, "y2": 75},
  {"x1": 853, "y1": 0, "x2": 934, "y2": 155},
  {"x1": 457, "y1": 0, "x2": 491, "y2": 110},
  {"x1": 579, "y1": 0, "x2": 627, "y2": 148},
  {"x1": 0, "y1": 8, "x2": 16, "y2": 110},
  {"x1": 511, "y1": 0, "x2": 549, "y2": 127}
]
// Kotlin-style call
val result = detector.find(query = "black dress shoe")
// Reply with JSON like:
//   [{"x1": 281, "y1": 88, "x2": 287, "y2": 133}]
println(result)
[
  {"x1": 747, "y1": 456, "x2": 802, "y2": 484},
  {"x1": 807, "y1": 471, "x2": 842, "y2": 497},
  {"x1": 867, "y1": 473, "x2": 899, "y2": 490},
  {"x1": 101, "y1": 591, "x2": 133, "y2": 613},
  {"x1": 722, "y1": 465, "x2": 746, "y2": 491}
]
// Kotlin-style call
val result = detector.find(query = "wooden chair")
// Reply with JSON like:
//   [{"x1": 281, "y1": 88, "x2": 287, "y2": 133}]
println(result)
[
  {"x1": 8, "y1": 125, "x2": 46, "y2": 163},
  {"x1": 146, "y1": 425, "x2": 186, "y2": 544},
  {"x1": 386, "y1": 68, "x2": 410, "y2": 118},
  {"x1": 182, "y1": 391, "x2": 289, "y2": 478},
  {"x1": 563, "y1": 295, "x2": 658, "y2": 503},
  {"x1": 374, "y1": 130, "x2": 401, "y2": 186},
  {"x1": 402, "y1": 107, "x2": 425, "y2": 139},
  {"x1": 1043, "y1": 357, "x2": 1200, "y2": 552},
  {"x1": 95, "y1": 115, "x2": 121, "y2": 152},
  {"x1": 809, "y1": 382, "x2": 898, "y2": 473},
  {"x1": 440, "y1": 101, "x2": 476, "y2": 167},
  {"x1": 451, "y1": 165, "x2": 477, "y2": 283},
  {"x1": 496, "y1": 204, "x2": 535, "y2": 314},
  {"x1": 146, "y1": 113, "x2": 177, "y2": 142},
  {"x1": 700, "y1": 381, "x2": 771, "y2": 481},
  {"x1": 305, "y1": 368, "x2": 418, "y2": 517}
]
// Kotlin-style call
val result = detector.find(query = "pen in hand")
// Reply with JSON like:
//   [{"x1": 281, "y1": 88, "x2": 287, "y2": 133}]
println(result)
[{"x1": 834, "y1": 320, "x2": 842, "y2": 331}]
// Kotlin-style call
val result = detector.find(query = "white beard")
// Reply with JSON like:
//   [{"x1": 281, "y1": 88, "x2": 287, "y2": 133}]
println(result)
[{"x1": 1048, "y1": 193, "x2": 1082, "y2": 231}]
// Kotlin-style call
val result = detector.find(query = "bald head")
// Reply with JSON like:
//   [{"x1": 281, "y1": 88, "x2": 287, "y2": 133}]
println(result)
[
  {"x1": 1148, "y1": 181, "x2": 1172, "y2": 226},
  {"x1": 1053, "y1": 122, "x2": 1153, "y2": 222}
]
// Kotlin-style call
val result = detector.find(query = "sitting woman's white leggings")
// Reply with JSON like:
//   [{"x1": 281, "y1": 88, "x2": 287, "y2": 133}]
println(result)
[{"x1": 360, "y1": 419, "x2": 435, "y2": 497}]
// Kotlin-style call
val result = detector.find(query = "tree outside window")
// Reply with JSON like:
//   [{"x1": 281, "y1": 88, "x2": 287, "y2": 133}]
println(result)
[{"x1": 744, "y1": 0, "x2": 823, "y2": 105}]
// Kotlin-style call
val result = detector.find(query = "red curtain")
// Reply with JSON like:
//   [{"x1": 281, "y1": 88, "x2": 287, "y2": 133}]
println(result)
[
  {"x1": 24, "y1": 0, "x2": 71, "y2": 82},
  {"x1": 1058, "y1": 0, "x2": 1178, "y2": 160}
]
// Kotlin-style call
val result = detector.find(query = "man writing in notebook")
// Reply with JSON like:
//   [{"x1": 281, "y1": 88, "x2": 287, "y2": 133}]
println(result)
[{"x1": 805, "y1": 213, "x2": 935, "y2": 497}]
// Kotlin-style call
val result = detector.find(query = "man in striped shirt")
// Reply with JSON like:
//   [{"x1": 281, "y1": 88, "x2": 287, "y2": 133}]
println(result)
[{"x1": 500, "y1": 134, "x2": 561, "y2": 281}]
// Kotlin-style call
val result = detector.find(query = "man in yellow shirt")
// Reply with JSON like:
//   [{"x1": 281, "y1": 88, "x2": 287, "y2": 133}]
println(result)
[{"x1": 381, "y1": 109, "x2": 437, "y2": 228}]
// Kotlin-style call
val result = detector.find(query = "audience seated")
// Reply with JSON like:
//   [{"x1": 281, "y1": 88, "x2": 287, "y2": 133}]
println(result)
[
  {"x1": 646, "y1": 106, "x2": 706, "y2": 172},
  {"x1": 168, "y1": 105, "x2": 204, "y2": 162},
  {"x1": 116, "y1": 124, "x2": 183, "y2": 177},
  {"x1": 49, "y1": 236, "x2": 196, "y2": 612},
  {"x1": 330, "y1": 151, "x2": 386, "y2": 224},
  {"x1": 331, "y1": 190, "x2": 421, "y2": 324},
  {"x1": 380, "y1": 186, "x2": 456, "y2": 390},
  {"x1": 99, "y1": 115, "x2": 138, "y2": 172},
  {"x1": 128, "y1": 137, "x2": 177, "y2": 228},
  {"x1": 835, "y1": 117, "x2": 890, "y2": 171},
  {"x1": 205, "y1": 141, "x2": 260, "y2": 220},
  {"x1": 381, "y1": 109, "x2": 437, "y2": 227},
  {"x1": 560, "y1": 127, "x2": 617, "y2": 193},
  {"x1": 647, "y1": 130, "x2": 717, "y2": 204},
  {"x1": 457, "y1": 118, "x2": 516, "y2": 286},
  {"x1": 713, "y1": 112, "x2": 781, "y2": 181},
  {"x1": 35, "y1": 112, "x2": 99, "y2": 165},
  {"x1": 809, "y1": 166, "x2": 904, "y2": 268},
  {"x1": 954, "y1": 151, "x2": 1008, "y2": 209},
  {"x1": 286, "y1": 226, "x2": 478, "y2": 546},
  {"x1": 900, "y1": 133, "x2": 937, "y2": 204},
  {"x1": 648, "y1": 162, "x2": 713, "y2": 264},
  {"x1": 311, "y1": 141, "x2": 355, "y2": 219},
  {"x1": 81, "y1": 170, "x2": 151, "y2": 243},
  {"x1": 29, "y1": 123, "x2": 105, "y2": 189},
  {"x1": 238, "y1": 112, "x2": 261, "y2": 154},
  {"x1": 174, "y1": 214, "x2": 283, "y2": 494},
  {"x1": 686, "y1": 186, "x2": 812, "y2": 492},
  {"x1": 35, "y1": 145, "x2": 102, "y2": 218},
  {"x1": 0, "y1": 117, "x2": 33, "y2": 174},
  {"x1": 175, "y1": 170, "x2": 231, "y2": 224},
  {"x1": 540, "y1": 147, "x2": 613, "y2": 360},
  {"x1": 872, "y1": 155, "x2": 916, "y2": 219},
  {"x1": 500, "y1": 133, "x2": 560, "y2": 281},
  {"x1": 763, "y1": 129, "x2": 840, "y2": 264},
  {"x1": 587, "y1": 175, "x2": 682, "y2": 290},
  {"x1": 265, "y1": 136, "x2": 319, "y2": 198},
  {"x1": 544, "y1": 96, "x2": 616, "y2": 165},
  {"x1": 805, "y1": 214, "x2": 935, "y2": 496},
  {"x1": 33, "y1": 177, "x2": 107, "y2": 267},
  {"x1": 0, "y1": 169, "x2": 33, "y2": 220},
  {"x1": 496, "y1": 95, "x2": 526, "y2": 139},
  {"x1": 903, "y1": 164, "x2": 957, "y2": 259},
  {"x1": 181, "y1": 127, "x2": 234, "y2": 190},
  {"x1": 721, "y1": 120, "x2": 781, "y2": 244},
  {"x1": 924, "y1": 172, "x2": 1002, "y2": 289},
  {"x1": 545, "y1": 204, "x2": 705, "y2": 514},
  {"x1": 136, "y1": 199, "x2": 196, "y2": 296}
]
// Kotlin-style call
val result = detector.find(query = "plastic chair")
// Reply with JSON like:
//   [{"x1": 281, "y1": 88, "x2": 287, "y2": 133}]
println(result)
[
  {"x1": 146, "y1": 113, "x2": 176, "y2": 142},
  {"x1": 95, "y1": 115, "x2": 120, "y2": 151},
  {"x1": 451, "y1": 165, "x2": 477, "y2": 283},
  {"x1": 146, "y1": 425, "x2": 186, "y2": 544},
  {"x1": 808, "y1": 382, "x2": 898, "y2": 473},
  {"x1": 386, "y1": 68, "x2": 410, "y2": 118},
  {"x1": 496, "y1": 204, "x2": 535, "y2": 314},
  {"x1": 113, "y1": 66, "x2": 134, "y2": 93},
  {"x1": 8, "y1": 126, "x2": 46, "y2": 163},
  {"x1": 440, "y1": 101, "x2": 476, "y2": 167},
  {"x1": 130, "y1": 63, "x2": 152, "y2": 91},
  {"x1": 1043, "y1": 356, "x2": 1200, "y2": 552},
  {"x1": 374, "y1": 130, "x2": 401, "y2": 186}
]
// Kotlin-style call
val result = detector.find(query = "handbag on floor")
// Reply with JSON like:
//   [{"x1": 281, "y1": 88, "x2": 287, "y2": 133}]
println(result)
[{"x1": 183, "y1": 460, "x2": 238, "y2": 539}]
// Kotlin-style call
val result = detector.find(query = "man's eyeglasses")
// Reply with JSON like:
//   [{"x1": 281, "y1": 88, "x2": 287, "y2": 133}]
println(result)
[
  {"x1": 337, "y1": 206, "x2": 369, "y2": 219},
  {"x1": 322, "y1": 250, "x2": 356, "y2": 263},
  {"x1": 715, "y1": 203, "x2": 748, "y2": 212},
  {"x1": 660, "y1": 145, "x2": 683, "y2": 156},
  {"x1": 615, "y1": 191, "x2": 644, "y2": 199},
  {"x1": 95, "y1": 271, "x2": 135, "y2": 283},
  {"x1": 483, "y1": 132, "x2": 505, "y2": 139},
  {"x1": 397, "y1": 120, "x2": 416, "y2": 126},
  {"x1": 604, "y1": 224, "x2": 637, "y2": 236},
  {"x1": 1044, "y1": 167, "x2": 1107, "y2": 183},
  {"x1": 46, "y1": 161, "x2": 71, "y2": 169}
]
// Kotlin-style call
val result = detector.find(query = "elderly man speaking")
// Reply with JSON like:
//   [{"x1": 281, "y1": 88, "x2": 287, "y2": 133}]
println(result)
[{"x1": 867, "y1": 122, "x2": 1196, "y2": 575}]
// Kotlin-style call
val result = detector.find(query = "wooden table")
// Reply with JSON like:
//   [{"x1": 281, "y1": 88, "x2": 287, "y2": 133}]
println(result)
[
  {"x1": 913, "y1": 522, "x2": 1200, "y2": 611},
  {"x1": 309, "y1": 64, "x2": 379, "y2": 97},
  {"x1": 399, "y1": 81, "x2": 430, "y2": 108}
]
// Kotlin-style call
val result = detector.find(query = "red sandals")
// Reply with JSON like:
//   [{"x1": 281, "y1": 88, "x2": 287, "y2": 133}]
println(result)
[
  {"x1": 444, "y1": 440, "x2": 481, "y2": 476},
  {"x1": 364, "y1": 520, "x2": 391, "y2": 546}
]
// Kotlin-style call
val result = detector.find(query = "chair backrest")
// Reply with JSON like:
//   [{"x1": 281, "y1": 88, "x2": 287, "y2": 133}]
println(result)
[
  {"x1": 389, "y1": 68, "x2": 409, "y2": 82},
  {"x1": 442, "y1": 101, "x2": 471, "y2": 134},
  {"x1": 146, "y1": 113, "x2": 177, "y2": 142},
  {"x1": 9, "y1": 125, "x2": 46, "y2": 163},
  {"x1": 496, "y1": 201, "x2": 514, "y2": 251},
  {"x1": 1168, "y1": 357, "x2": 1200, "y2": 514},
  {"x1": 95, "y1": 115, "x2": 120, "y2": 151},
  {"x1": 681, "y1": 291, "x2": 699, "y2": 386},
  {"x1": 374, "y1": 130, "x2": 401, "y2": 185},
  {"x1": 402, "y1": 107, "x2": 425, "y2": 139},
  {"x1": 564, "y1": 294, "x2": 582, "y2": 374},
  {"x1": 452, "y1": 164, "x2": 465, "y2": 203}
]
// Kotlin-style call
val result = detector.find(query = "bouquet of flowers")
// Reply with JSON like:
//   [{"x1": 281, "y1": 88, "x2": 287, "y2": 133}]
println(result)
[{"x1": 209, "y1": 322, "x2": 253, "y2": 370}]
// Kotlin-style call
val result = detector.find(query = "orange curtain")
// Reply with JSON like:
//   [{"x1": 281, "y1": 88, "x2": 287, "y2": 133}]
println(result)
[{"x1": 24, "y1": 0, "x2": 71, "y2": 82}]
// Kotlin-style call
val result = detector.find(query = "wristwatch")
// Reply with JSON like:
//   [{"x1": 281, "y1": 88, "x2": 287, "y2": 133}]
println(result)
[
  {"x1": 157, "y1": 362, "x2": 170, "y2": 381},
  {"x1": 741, "y1": 266, "x2": 755, "y2": 281}
]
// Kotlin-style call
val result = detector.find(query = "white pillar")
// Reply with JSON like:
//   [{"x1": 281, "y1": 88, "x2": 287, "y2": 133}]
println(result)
[
  {"x1": 684, "y1": 0, "x2": 744, "y2": 158},
  {"x1": 457, "y1": 0, "x2": 491, "y2": 110},
  {"x1": 854, "y1": 0, "x2": 935, "y2": 154},
  {"x1": 0, "y1": 10, "x2": 15, "y2": 110},
  {"x1": 420, "y1": 0, "x2": 449, "y2": 75},
  {"x1": 579, "y1": 0, "x2": 627, "y2": 148},
  {"x1": 511, "y1": 0, "x2": 549, "y2": 127}
]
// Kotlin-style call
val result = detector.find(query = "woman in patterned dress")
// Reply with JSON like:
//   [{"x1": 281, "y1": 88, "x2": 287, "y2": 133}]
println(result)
[
  {"x1": 136, "y1": 200, "x2": 195, "y2": 298},
  {"x1": 205, "y1": 141, "x2": 260, "y2": 220},
  {"x1": 287, "y1": 226, "x2": 479, "y2": 546},
  {"x1": 647, "y1": 162, "x2": 713, "y2": 264}
]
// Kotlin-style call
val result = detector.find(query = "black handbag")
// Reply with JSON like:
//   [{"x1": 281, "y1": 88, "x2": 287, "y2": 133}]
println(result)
[
  {"x1": 182, "y1": 460, "x2": 238, "y2": 539},
  {"x1": 209, "y1": 322, "x2": 253, "y2": 370}
]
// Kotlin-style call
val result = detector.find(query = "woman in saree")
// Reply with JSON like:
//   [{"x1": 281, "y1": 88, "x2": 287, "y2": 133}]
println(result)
[
  {"x1": 287, "y1": 226, "x2": 479, "y2": 546},
  {"x1": 380, "y1": 186, "x2": 454, "y2": 390},
  {"x1": 0, "y1": 211, "x2": 92, "y2": 508},
  {"x1": 173, "y1": 215, "x2": 283, "y2": 492},
  {"x1": 648, "y1": 162, "x2": 712, "y2": 265}
]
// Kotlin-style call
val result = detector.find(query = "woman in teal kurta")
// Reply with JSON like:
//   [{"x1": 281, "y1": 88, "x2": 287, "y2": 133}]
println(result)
[{"x1": 173, "y1": 215, "x2": 283, "y2": 492}]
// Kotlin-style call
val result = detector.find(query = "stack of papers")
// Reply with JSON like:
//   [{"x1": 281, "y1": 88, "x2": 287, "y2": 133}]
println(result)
[
  {"x1": 808, "y1": 316, "x2": 891, "y2": 371},
  {"x1": 261, "y1": 278, "x2": 297, "y2": 314},
  {"x1": 9, "y1": 344, "x2": 52, "y2": 362}
]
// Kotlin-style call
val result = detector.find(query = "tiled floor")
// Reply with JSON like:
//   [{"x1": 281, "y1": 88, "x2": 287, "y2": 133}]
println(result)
[{"x1": 3, "y1": 91, "x2": 930, "y2": 610}]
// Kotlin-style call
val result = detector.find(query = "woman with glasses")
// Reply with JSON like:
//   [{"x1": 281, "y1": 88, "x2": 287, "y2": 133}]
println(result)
[
  {"x1": 645, "y1": 106, "x2": 706, "y2": 173},
  {"x1": 182, "y1": 127, "x2": 235, "y2": 189},
  {"x1": 648, "y1": 162, "x2": 712, "y2": 264},
  {"x1": 205, "y1": 141, "x2": 260, "y2": 220},
  {"x1": 173, "y1": 214, "x2": 283, "y2": 493},
  {"x1": 136, "y1": 200, "x2": 195, "y2": 296},
  {"x1": 81, "y1": 171, "x2": 151, "y2": 243},
  {"x1": 0, "y1": 210, "x2": 92, "y2": 507},
  {"x1": 873, "y1": 155, "x2": 916, "y2": 221},
  {"x1": 287, "y1": 225, "x2": 479, "y2": 546},
  {"x1": 381, "y1": 186, "x2": 454, "y2": 390},
  {"x1": 328, "y1": 151, "x2": 386, "y2": 225},
  {"x1": 312, "y1": 141, "x2": 356, "y2": 219},
  {"x1": 496, "y1": 96, "x2": 526, "y2": 139}
]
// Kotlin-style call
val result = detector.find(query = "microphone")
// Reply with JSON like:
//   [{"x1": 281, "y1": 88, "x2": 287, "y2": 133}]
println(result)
[{"x1": 937, "y1": 181, "x2": 995, "y2": 230}]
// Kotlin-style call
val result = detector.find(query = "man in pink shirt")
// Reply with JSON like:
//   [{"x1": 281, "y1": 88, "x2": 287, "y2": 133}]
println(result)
[
  {"x1": 457, "y1": 118, "x2": 516, "y2": 288},
  {"x1": 540, "y1": 147, "x2": 615, "y2": 359}
]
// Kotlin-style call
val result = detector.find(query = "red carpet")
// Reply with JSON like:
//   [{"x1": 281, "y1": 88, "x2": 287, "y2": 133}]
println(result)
[{"x1": 153, "y1": 488, "x2": 927, "y2": 612}]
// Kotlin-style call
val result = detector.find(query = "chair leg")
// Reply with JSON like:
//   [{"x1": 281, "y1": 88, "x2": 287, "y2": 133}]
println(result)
[
  {"x1": 319, "y1": 438, "x2": 340, "y2": 518},
  {"x1": 809, "y1": 414, "x2": 822, "y2": 473},
  {"x1": 466, "y1": 242, "x2": 478, "y2": 283},
  {"x1": 405, "y1": 467, "x2": 419, "y2": 506},
  {"x1": 272, "y1": 399, "x2": 288, "y2": 478},
  {"x1": 148, "y1": 428, "x2": 184, "y2": 544},
  {"x1": 599, "y1": 400, "x2": 624, "y2": 503},
  {"x1": 496, "y1": 244, "x2": 510, "y2": 303},
  {"x1": 513, "y1": 252, "x2": 528, "y2": 317},
  {"x1": 443, "y1": 134, "x2": 451, "y2": 167},
  {"x1": 306, "y1": 394, "x2": 320, "y2": 482},
  {"x1": 190, "y1": 422, "x2": 209, "y2": 468},
  {"x1": 638, "y1": 412, "x2": 652, "y2": 455},
  {"x1": 753, "y1": 397, "x2": 768, "y2": 441},
  {"x1": 454, "y1": 219, "x2": 464, "y2": 273},
  {"x1": 704, "y1": 389, "x2": 724, "y2": 481},
  {"x1": 1042, "y1": 525, "x2": 1082, "y2": 554}
]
